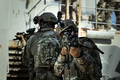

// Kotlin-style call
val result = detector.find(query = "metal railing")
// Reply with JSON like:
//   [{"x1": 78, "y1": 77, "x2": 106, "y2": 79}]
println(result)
[
  {"x1": 26, "y1": 3, "x2": 62, "y2": 26},
  {"x1": 26, "y1": 0, "x2": 42, "y2": 14},
  {"x1": 81, "y1": 0, "x2": 120, "y2": 28},
  {"x1": 26, "y1": 0, "x2": 120, "y2": 29}
]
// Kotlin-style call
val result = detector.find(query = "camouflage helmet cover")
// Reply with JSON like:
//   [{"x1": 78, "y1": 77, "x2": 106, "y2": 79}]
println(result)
[
  {"x1": 38, "y1": 12, "x2": 57, "y2": 24},
  {"x1": 59, "y1": 19, "x2": 76, "y2": 35}
]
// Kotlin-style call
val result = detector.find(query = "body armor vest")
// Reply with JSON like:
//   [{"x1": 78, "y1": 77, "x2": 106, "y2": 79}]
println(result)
[{"x1": 34, "y1": 31, "x2": 60, "y2": 69}]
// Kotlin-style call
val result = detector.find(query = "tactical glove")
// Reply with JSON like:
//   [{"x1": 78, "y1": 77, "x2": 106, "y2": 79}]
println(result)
[
  {"x1": 70, "y1": 47, "x2": 81, "y2": 58},
  {"x1": 16, "y1": 35, "x2": 26, "y2": 47},
  {"x1": 61, "y1": 47, "x2": 69, "y2": 56}
]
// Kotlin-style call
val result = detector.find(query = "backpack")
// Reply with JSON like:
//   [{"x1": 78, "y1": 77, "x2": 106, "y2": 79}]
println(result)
[
  {"x1": 78, "y1": 37, "x2": 103, "y2": 78},
  {"x1": 34, "y1": 32, "x2": 60, "y2": 69},
  {"x1": 62, "y1": 37, "x2": 103, "y2": 80}
]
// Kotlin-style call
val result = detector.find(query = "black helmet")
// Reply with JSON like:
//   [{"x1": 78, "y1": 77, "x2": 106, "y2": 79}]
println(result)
[
  {"x1": 33, "y1": 16, "x2": 39, "y2": 24},
  {"x1": 59, "y1": 19, "x2": 76, "y2": 35},
  {"x1": 38, "y1": 12, "x2": 57, "y2": 25},
  {"x1": 33, "y1": 12, "x2": 57, "y2": 26}
]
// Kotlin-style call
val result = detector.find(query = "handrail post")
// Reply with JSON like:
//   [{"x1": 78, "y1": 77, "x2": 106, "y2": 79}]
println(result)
[
  {"x1": 78, "y1": 0, "x2": 82, "y2": 37},
  {"x1": 66, "y1": 0, "x2": 69, "y2": 19},
  {"x1": 27, "y1": 0, "x2": 42, "y2": 14},
  {"x1": 95, "y1": 0, "x2": 97, "y2": 29}
]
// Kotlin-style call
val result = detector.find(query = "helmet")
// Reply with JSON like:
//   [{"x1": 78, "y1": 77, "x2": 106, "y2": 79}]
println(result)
[
  {"x1": 33, "y1": 16, "x2": 39, "y2": 24},
  {"x1": 59, "y1": 19, "x2": 76, "y2": 35},
  {"x1": 38, "y1": 12, "x2": 57, "y2": 24}
]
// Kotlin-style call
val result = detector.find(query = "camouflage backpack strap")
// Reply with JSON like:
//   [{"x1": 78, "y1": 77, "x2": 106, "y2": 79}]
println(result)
[
  {"x1": 78, "y1": 37, "x2": 104, "y2": 54},
  {"x1": 78, "y1": 37, "x2": 103, "y2": 78}
]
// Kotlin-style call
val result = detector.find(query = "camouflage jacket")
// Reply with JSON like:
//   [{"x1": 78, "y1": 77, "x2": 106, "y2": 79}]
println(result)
[
  {"x1": 54, "y1": 38, "x2": 102, "y2": 80},
  {"x1": 22, "y1": 28, "x2": 61, "y2": 70}
]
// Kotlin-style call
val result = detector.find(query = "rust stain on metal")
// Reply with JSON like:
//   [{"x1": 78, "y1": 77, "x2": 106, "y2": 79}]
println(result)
[
  {"x1": 13, "y1": 10, "x2": 14, "y2": 14},
  {"x1": 115, "y1": 32, "x2": 120, "y2": 34},
  {"x1": 0, "y1": 44, "x2": 3, "y2": 54},
  {"x1": 0, "y1": 44, "x2": 2, "y2": 49},
  {"x1": 81, "y1": 28, "x2": 87, "y2": 37}
]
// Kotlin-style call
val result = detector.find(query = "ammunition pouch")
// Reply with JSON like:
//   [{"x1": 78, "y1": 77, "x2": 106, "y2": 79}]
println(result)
[
  {"x1": 29, "y1": 70, "x2": 36, "y2": 80},
  {"x1": 28, "y1": 57, "x2": 34, "y2": 72},
  {"x1": 63, "y1": 63, "x2": 79, "y2": 80},
  {"x1": 28, "y1": 57, "x2": 36, "y2": 80}
]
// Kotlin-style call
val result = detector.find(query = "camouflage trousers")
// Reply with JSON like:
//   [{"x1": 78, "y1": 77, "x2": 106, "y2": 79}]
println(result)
[
  {"x1": 97, "y1": 0, "x2": 120, "y2": 30},
  {"x1": 35, "y1": 68, "x2": 61, "y2": 80},
  {"x1": 61, "y1": 0, "x2": 79, "y2": 24}
]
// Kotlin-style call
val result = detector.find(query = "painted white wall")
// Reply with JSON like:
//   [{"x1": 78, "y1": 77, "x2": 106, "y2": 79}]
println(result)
[
  {"x1": 99, "y1": 45, "x2": 120, "y2": 80},
  {"x1": 0, "y1": 30, "x2": 9, "y2": 80},
  {"x1": 8, "y1": 0, "x2": 101, "y2": 40},
  {"x1": 0, "y1": 0, "x2": 59, "y2": 79},
  {"x1": 81, "y1": 0, "x2": 99, "y2": 15},
  {"x1": 0, "y1": 0, "x2": 9, "y2": 80},
  {"x1": 28, "y1": 0, "x2": 60, "y2": 29},
  {"x1": 8, "y1": 0, "x2": 59, "y2": 40},
  {"x1": 9, "y1": 0, "x2": 28, "y2": 40}
]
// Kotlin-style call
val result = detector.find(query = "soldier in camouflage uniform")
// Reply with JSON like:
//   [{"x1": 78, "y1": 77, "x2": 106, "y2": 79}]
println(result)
[
  {"x1": 61, "y1": 0, "x2": 79, "y2": 23},
  {"x1": 54, "y1": 19, "x2": 102, "y2": 80},
  {"x1": 23, "y1": 12, "x2": 61, "y2": 80},
  {"x1": 97, "y1": 0, "x2": 120, "y2": 30}
]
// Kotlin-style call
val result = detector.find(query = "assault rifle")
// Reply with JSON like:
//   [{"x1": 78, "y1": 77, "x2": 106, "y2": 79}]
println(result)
[
  {"x1": 13, "y1": 32, "x2": 25, "y2": 41},
  {"x1": 13, "y1": 28, "x2": 35, "y2": 47},
  {"x1": 57, "y1": 11, "x2": 79, "y2": 80},
  {"x1": 57, "y1": 11, "x2": 62, "y2": 23},
  {"x1": 60, "y1": 26, "x2": 78, "y2": 60},
  {"x1": 60, "y1": 26, "x2": 79, "y2": 80}
]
